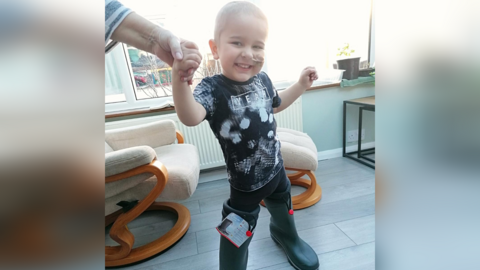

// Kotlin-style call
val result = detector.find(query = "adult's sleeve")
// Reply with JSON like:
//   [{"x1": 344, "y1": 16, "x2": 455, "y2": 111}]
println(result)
[
  {"x1": 105, "y1": 0, "x2": 133, "y2": 44},
  {"x1": 193, "y1": 77, "x2": 216, "y2": 121}
]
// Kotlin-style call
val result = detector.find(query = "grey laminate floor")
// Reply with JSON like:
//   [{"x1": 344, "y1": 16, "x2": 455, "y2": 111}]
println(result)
[{"x1": 106, "y1": 157, "x2": 375, "y2": 270}]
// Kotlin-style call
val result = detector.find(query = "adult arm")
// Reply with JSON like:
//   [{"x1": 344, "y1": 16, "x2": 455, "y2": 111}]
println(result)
[{"x1": 105, "y1": 0, "x2": 197, "y2": 81}]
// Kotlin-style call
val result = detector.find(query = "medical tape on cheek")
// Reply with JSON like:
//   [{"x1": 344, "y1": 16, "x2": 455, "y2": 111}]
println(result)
[{"x1": 252, "y1": 54, "x2": 264, "y2": 64}]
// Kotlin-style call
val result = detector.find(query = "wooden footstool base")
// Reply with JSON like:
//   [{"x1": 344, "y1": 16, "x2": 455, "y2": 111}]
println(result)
[{"x1": 261, "y1": 168, "x2": 322, "y2": 210}]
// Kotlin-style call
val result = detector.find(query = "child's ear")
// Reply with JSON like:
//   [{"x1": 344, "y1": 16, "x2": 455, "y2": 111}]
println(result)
[{"x1": 209, "y1": 39, "x2": 219, "y2": 60}]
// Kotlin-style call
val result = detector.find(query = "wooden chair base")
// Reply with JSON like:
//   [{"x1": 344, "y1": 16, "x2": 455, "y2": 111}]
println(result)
[
  {"x1": 105, "y1": 202, "x2": 190, "y2": 267},
  {"x1": 289, "y1": 177, "x2": 322, "y2": 209},
  {"x1": 261, "y1": 168, "x2": 322, "y2": 210}
]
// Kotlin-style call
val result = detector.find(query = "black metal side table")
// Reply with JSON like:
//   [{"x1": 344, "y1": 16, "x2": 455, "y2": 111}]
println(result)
[{"x1": 343, "y1": 96, "x2": 375, "y2": 169}]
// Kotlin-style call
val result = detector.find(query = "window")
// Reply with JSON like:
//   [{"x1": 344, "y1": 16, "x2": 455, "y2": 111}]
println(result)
[{"x1": 105, "y1": 0, "x2": 373, "y2": 112}]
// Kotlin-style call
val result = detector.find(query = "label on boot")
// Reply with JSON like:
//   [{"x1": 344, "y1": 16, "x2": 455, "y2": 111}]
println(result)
[{"x1": 216, "y1": 212, "x2": 252, "y2": 248}]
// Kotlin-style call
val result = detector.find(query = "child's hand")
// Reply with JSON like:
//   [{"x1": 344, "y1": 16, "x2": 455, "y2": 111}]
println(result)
[
  {"x1": 173, "y1": 40, "x2": 202, "y2": 85},
  {"x1": 298, "y1": 66, "x2": 318, "y2": 89}
]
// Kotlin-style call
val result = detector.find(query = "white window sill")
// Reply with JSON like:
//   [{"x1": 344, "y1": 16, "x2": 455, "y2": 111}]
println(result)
[{"x1": 105, "y1": 80, "x2": 341, "y2": 119}]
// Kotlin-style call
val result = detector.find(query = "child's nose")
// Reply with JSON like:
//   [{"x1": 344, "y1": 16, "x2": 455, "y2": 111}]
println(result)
[{"x1": 241, "y1": 48, "x2": 253, "y2": 59}]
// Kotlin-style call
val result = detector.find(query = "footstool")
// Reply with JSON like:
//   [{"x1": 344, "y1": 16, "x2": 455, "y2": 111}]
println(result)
[{"x1": 262, "y1": 127, "x2": 322, "y2": 210}]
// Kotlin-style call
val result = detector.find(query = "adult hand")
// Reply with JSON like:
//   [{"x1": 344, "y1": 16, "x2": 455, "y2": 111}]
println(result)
[
  {"x1": 172, "y1": 40, "x2": 202, "y2": 84},
  {"x1": 110, "y1": 12, "x2": 200, "y2": 83},
  {"x1": 150, "y1": 28, "x2": 200, "y2": 83}
]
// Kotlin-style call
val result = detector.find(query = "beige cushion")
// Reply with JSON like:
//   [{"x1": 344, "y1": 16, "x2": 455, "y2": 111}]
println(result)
[
  {"x1": 105, "y1": 146, "x2": 156, "y2": 199},
  {"x1": 105, "y1": 173, "x2": 153, "y2": 200},
  {"x1": 105, "y1": 144, "x2": 199, "y2": 216},
  {"x1": 277, "y1": 128, "x2": 318, "y2": 171},
  {"x1": 105, "y1": 142, "x2": 114, "y2": 153},
  {"x1": 105, "y1": 146, "x2": 156, "y2": 177},
  {"x1": 105, "y1": 120, "x2": 177, "y2": 151}
]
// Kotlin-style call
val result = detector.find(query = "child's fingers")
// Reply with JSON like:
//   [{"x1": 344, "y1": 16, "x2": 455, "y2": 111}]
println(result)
[
  {"x1": 182, "y1": 48, "x2": 203, "y2": 61},
  {"x1": 303, "y1": 67, "x2": 316, "y2": 75},
  {"x1": 176, "y1": 50, "x2": 202, "y2": 76},
  {"x1": 180, "y1": 76, "x2": 195, "y2": 82},
  {"x1": 183, "y1": 53, "x2": 202, "y2": 65},
  {"x1": 180, "y1": 76, "x2": 194, "y2": 83},
  {"x1": 183, "y1": 71, "x2": 196, "y2": 82},
  {"x1": 182, "y1": 48, "x2": 202, "y2": 61},
  {"x1": 307, "y1": 67, "x2": 316, "y2": 73},
  {"x1": 301, "y1": 66, "x2": 317, "y2": 83},
  {"x1": 184, "y1": 60, "x2": 200, "y2": 70},
  {"x1": 177, "y1": 59, "x2": 200, "y2": 76},
  {"x1": 178, "y1": 68, "x2": 196, "y2": 78},
  {"x1": 178, "y1": 57, "x2": 200, "y2": 81}
]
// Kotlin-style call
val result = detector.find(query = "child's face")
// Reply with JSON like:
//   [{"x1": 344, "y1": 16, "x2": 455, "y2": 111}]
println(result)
[{"x1": 210, "y1": 14, "x2": 267, "y2": 82}]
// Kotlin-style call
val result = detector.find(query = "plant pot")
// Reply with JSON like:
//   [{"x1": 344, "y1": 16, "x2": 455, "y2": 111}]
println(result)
[
  {"x1": 336, "y1": 57, "x2": 360, "y2": 80},
  {"x1": 359, "y1": 67, "x2": 375, "y2": 77}
]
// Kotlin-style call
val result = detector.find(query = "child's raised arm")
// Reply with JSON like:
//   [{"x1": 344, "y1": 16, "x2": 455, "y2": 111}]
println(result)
[
  {"x1": 273, "y1": 66, "x2": 318, "y2": 114},
  {"x1": 172, "y1": 41, "x2": 206, "y2": 126}
]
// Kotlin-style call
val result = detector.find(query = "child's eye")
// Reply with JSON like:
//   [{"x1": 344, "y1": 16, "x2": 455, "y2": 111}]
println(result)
[
  {"x1": 253, "y1": 46, "x2": 264, "y2": 50},
  {"x1": 231, "y1": 42, "x2": 242, "y2": 46}
]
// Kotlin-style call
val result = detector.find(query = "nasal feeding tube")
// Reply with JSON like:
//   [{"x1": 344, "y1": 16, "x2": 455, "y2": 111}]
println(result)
[
  {"x1": 241, "y1": 49, "x2": 264, "y2": 65},
  {"x1": 252, "y1": 54, "x2": 264, "y2": 64}
]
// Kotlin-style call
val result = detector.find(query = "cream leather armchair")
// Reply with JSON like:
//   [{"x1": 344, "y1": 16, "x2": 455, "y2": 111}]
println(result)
[{"x1": 104, "y1": 120, "x2": 199, "y2": 267}]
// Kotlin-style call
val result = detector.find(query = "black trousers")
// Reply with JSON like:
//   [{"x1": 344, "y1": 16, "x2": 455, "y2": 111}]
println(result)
[{"x1": 229, "y1": 167, "x2": 290, "y2": 212}]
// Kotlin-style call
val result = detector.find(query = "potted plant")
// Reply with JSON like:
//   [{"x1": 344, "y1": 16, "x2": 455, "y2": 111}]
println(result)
[
  {"x1": 334, "y1": 43, "x2": 360, "y2": 80},
  {"x1": 359, "y1": 61, "x2": 375, "y2": 77}
]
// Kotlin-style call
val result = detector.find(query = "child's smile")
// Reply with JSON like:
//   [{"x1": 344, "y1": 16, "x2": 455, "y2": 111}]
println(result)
[{"x1": 234, "y1": 63, "x2": 253, "y2": 72}]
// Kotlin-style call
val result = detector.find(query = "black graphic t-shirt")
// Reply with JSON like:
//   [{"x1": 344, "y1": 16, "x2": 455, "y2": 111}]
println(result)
[{"x1": 193, "y1": 72, "x2": 284, "y2": 192}]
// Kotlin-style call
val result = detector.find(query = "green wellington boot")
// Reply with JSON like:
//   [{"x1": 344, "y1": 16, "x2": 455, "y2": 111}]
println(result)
[
  {"x1": 219, "y1": 199, "x2": 260, "y2": 270},
  {"x1": 264, "y1": 184, "x2": 320, "y2": 270}
]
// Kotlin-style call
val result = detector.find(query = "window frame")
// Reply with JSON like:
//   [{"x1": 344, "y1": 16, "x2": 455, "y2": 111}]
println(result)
[
  {"x1": 105, "y1": 43, "x2": 174, "y2": 113},
  {"x1": 105, "y1": 0, "x2": 375, "y2": 114}
]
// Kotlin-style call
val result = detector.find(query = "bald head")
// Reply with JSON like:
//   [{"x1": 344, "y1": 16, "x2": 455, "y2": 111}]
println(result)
[{"x1": 214, "y1": 1, "x2": 268, "y2": 42}]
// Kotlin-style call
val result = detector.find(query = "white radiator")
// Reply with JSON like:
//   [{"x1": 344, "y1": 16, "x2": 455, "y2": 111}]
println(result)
[{"x1": 105, "y1": 97, "x2": 303, "y2": 170}]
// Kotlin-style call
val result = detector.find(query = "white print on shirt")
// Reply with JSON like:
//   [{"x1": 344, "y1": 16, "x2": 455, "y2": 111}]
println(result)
[
  {"x1": 239, "y1": 118, "x2": 250, "y2": 129},
  {"x1": 220, "y1": 80, "x2": 271, "y2": 144},
  {"x1": 209, "y1": 75, "x2": 280, "y2": 181},
  {"x1": 259, "y1": 108, "x2": 268, "y2": 122},
  {"x1": 230, "y1": 83, "x2": 271, "y2": 110},
  {"x1": 220, "y1": 119, "x2": 242, "y2": 144},
  {"x1": 234, "y1": 136, "x2": 279, "y2": 178}
]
